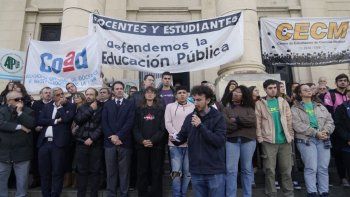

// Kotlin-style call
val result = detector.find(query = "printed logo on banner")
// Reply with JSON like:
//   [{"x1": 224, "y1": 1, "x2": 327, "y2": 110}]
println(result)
[
  {"x1": 260, "y1": 17, "x2": 350, "y2": 67},
  {"x1": 40, "y1": 48, "x2": 88, "y2": 74},
  {"x1": 0, "y1": 53, "x2": 24, "y2": 73},
  {"x1": 25, "y1": 35, "x2": 102, "y2": 93}
]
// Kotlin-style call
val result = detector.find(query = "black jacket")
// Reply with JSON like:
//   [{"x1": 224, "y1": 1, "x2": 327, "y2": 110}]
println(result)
[
  {"x1": 0, "y1": 105, "x2": 35, "y2": 162},
  {"x1": 334, "y1": 100, "x2": 350, "y2": 149},
  {"x1": 74, "y1": 102, "x2": 103, "y2": 145},
  {"x1": 133, "y1": 105, "x2": 165, "y2": 149},
  {"x1": 174, "y1": 107, "x2": 227, "y2": 175}
]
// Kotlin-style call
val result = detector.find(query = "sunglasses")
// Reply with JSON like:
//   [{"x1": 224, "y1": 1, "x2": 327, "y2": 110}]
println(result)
[{"x1": 13, "y1": 97, "x2": 23, "y2": 102}]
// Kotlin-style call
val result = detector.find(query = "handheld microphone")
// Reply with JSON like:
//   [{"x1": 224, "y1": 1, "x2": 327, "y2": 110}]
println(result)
[
  {"x1": 192, "y1": 109, "x2": 201, "y2": 127},
  {"x1": 193, "y1": 109, "x2": 198, "y2": 116}
]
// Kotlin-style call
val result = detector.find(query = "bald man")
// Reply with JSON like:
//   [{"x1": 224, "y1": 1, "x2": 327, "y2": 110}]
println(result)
[{"x1": 0, "y1": 91, "x2": 35, "y2": 197}]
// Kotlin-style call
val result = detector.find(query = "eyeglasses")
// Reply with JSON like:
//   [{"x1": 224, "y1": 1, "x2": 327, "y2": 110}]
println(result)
[
  {"x1": 301, "y1": 89, "x2": 312, "y2": 92},
  {"x1": 55, "y1": 93, "x2": 64, "y2": 97},
  {"x1": 14, "y1": 97, "x2": 23, "y2": 102}
]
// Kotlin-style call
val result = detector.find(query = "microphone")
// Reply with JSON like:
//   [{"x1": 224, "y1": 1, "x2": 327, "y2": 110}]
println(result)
[
  {"x1": 192, "y1": 109, "x2": 201, "y2": 127},
  {"x1": 193, "y1": 108, "x2": 199, "y2": 116}
]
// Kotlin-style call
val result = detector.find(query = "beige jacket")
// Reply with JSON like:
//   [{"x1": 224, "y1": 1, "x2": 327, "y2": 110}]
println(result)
[
  {"x1": 291, "y1": 101, "x2": 334, "y2": 141},
  {"x1": 255, "y1": 97, "x2": 294, "y2": 143}
]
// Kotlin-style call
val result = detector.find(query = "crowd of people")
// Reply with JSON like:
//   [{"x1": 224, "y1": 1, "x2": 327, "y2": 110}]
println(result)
[{"x1": 0, "y1": 72, "x2": 350, "y2": 197}]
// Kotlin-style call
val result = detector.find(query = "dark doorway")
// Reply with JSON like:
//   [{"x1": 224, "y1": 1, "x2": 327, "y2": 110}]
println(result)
[
  {"x1": 173, "y1": 72, "x2": 190, "y2": 90},
  {"x1": 266, "y1": 64, "x2": 294, "y2": 95},
  {"x1": 40, "y1": 24, "x2": 62, "y2": 41}
]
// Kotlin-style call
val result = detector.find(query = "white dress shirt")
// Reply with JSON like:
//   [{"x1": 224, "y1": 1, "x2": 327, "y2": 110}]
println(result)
[{"x1": 45, "y1": 103, "x2": 62, "y2": 137}]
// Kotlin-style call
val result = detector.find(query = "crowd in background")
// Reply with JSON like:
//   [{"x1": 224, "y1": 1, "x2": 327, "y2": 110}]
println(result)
[{"x1": 0, "y1": 72, "x2": 350, "y2": 197}]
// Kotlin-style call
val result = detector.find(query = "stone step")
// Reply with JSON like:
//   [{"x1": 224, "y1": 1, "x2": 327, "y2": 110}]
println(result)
[{"x1": 9, "y1": 186, "x2": 350, "y2": 197}]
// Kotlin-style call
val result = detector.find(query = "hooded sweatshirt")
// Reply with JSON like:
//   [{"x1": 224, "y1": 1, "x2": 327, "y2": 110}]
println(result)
[{"x1": 165, "y1": 101, "x2": 195, "y2": 147}]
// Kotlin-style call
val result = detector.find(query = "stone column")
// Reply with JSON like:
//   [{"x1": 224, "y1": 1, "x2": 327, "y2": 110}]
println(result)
[
  {"x1": 61, "y1": 0, "x2": 105, "y2": 41},
  {"x1": 216, "y1": 0, "x2": 265, "y2": 76},
  {"x1": 215, "y1": 0, "x2": 278, "y2": 99}
]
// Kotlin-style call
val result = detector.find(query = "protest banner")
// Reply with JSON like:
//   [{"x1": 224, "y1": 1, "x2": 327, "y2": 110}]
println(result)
[
  {"x1": 89, "y1": 12, "x2": 244, "y2": 73},
  {"x1": 261, "y1": 17, "x2": 350, "y2": 67},
  {"x1": 24, "y1": 35, "x2": 102, "y2": 93}
]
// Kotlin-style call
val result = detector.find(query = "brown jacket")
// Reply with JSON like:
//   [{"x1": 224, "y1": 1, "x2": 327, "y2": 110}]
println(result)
[
  {"x1": 255, "y1": 97, "x2": 293, "y2": 143},
  {"x1": 291, "y1": 101, "x2": 334, "y2": 141},
  {"x1": 222, "y1": 105, "x2": 257, "y2": 140}
]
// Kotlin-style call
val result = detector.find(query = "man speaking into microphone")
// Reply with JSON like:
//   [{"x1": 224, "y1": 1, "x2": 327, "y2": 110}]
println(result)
[{"x1": 171, "y1": 85, "x2": 226, "y2": 197}]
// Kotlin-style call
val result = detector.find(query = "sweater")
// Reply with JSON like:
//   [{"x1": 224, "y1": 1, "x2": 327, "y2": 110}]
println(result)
[{"x1": 222, "y1": 104, "x2": 257, "y2": 140}]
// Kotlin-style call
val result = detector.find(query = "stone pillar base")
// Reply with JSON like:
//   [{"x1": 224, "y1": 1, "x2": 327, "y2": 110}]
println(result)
[
  {"x1": 215, "y1": 73, "x2": 281, "y2": 100},
  {"x1": 217, "y1": 62, "x2": 266, "y2": 76}
]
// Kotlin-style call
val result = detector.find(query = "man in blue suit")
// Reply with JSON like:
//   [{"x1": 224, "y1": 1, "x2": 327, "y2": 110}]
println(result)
[
  {"x1": 37, "y1": 87, "x2": 76, "y2": 197},
  {"x1": 102, "y1": 81, "x2": 135, "y2": 197}
]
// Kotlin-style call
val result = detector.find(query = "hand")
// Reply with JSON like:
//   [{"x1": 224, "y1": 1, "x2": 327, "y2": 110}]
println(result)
[
  {"x1": 60, "y1": 97, "x2": 67, "y2": 105},
  {"x1": 169, "y1": 133, "x2": 176, "y2": 141},
  {"x1": 84, "y1": 138, "x2": 93, "y2": 146},
  {"x1": 230, "y1": 117, "x2": 236, "y2": 123},
  {"x1": 90, "y1": 101, "x2": 98, "y2": 110},
  {"x1": 109, "y1": 135, "x2": 123, "y2": 146},
  {"x1": 71, "y1": 125, "x2": 79, "y2": 135},
  {"x1": 191, "y1": 114, "x2": 201, "y2": 127},
  {"x1": 348, "y1": 141, "x2": 350, "y2": 146},
  {"x1": 16, "y1": 101, "x2": 24, "y2": 113},
  {"x1": 35, "y1": 126, "x2": 43, "y2": 132},
  {"x1": 316, "y1": 132, "x2": 327, "y2": 140},
  {"x1": 56, "y1": 118, "x2": 62, "y2": 123},
  {"x1": 21, "y1": 125, "x2": 31, "y2": 133},
  {"x1": 321, "y1": 130, "x2": 329, "y2": 140},
  {"x1": 142, "y1": 140, "x2": 153, "y2": 147}
]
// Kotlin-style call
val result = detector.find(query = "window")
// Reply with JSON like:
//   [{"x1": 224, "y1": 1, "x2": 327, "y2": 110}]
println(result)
[{"x1": 40, "y1": 24, "x2": 62, "y2": 41}]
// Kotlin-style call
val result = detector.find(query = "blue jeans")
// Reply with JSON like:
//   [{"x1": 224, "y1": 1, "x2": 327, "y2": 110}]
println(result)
[
  {"x1": 169, "y1": 146, "x2": 191, "y2": 197},
  {"x1": 296, "y1": 137, "x2": 330, "y2": 194},
  {"x1": 0, "y1": 160, "x2": 30, "y2": 197},
  {"x1": 191, "y1": 173, "x2": 225, "y2": 197},
  {"x1": 226, "y1": 139, "x2": 256, "y2": 197}
]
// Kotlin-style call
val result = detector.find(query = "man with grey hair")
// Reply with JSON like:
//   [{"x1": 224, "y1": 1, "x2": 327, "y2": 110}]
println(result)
[
  {"x1": 37, "y1": 87, "x2": 76, "y2": 197},
  {"x1": 318, "y1": 76, "x2": 328, "y2": 86},
  {"x1": 0, "y1": 91, "x2": 35, "y2": 197}
]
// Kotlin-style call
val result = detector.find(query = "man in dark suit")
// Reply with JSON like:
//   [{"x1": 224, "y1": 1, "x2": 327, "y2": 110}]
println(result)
[
  {"x1": 0, "y1": 91, "x2": 35, "y2": 197},
  {"x1": 30, "y1": 87, "x2": 52, "y2": 188},
  {"x1": 102, "y1": 81, "x2": 135, "y2": 197},
  {"x1": 37, "y1": 87, "x2": 76, "y2": 197},
  {"x1": 66, "y1": 82, "x2": 78, "y2": 104},
  {"x1": 64, "y1": 82, "x2": 78, "y2": 187}
]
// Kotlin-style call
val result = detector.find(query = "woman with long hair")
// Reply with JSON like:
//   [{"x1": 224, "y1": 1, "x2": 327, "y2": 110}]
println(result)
[
  {"x1": 0, "y1": 81, "x2": 14, "y2": 104},
  {"x1": 222, "y1": 85, "x2": 257, "y2": 197},
  {"x1": 291, "y1": 84, "x2": 334, "y2": 197},
  {"x1": 249, "y1": 86, "x2": 260, "y2": 103},
  {"x1": 221, "y1": 80, "x2": 238, "y2": 107},
  {"x1": 73, "y1": 92, "x2": 86, "y2": 109},
  {"x1": 133, "y1": 86, "x2": 165, "y2": 197}
]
